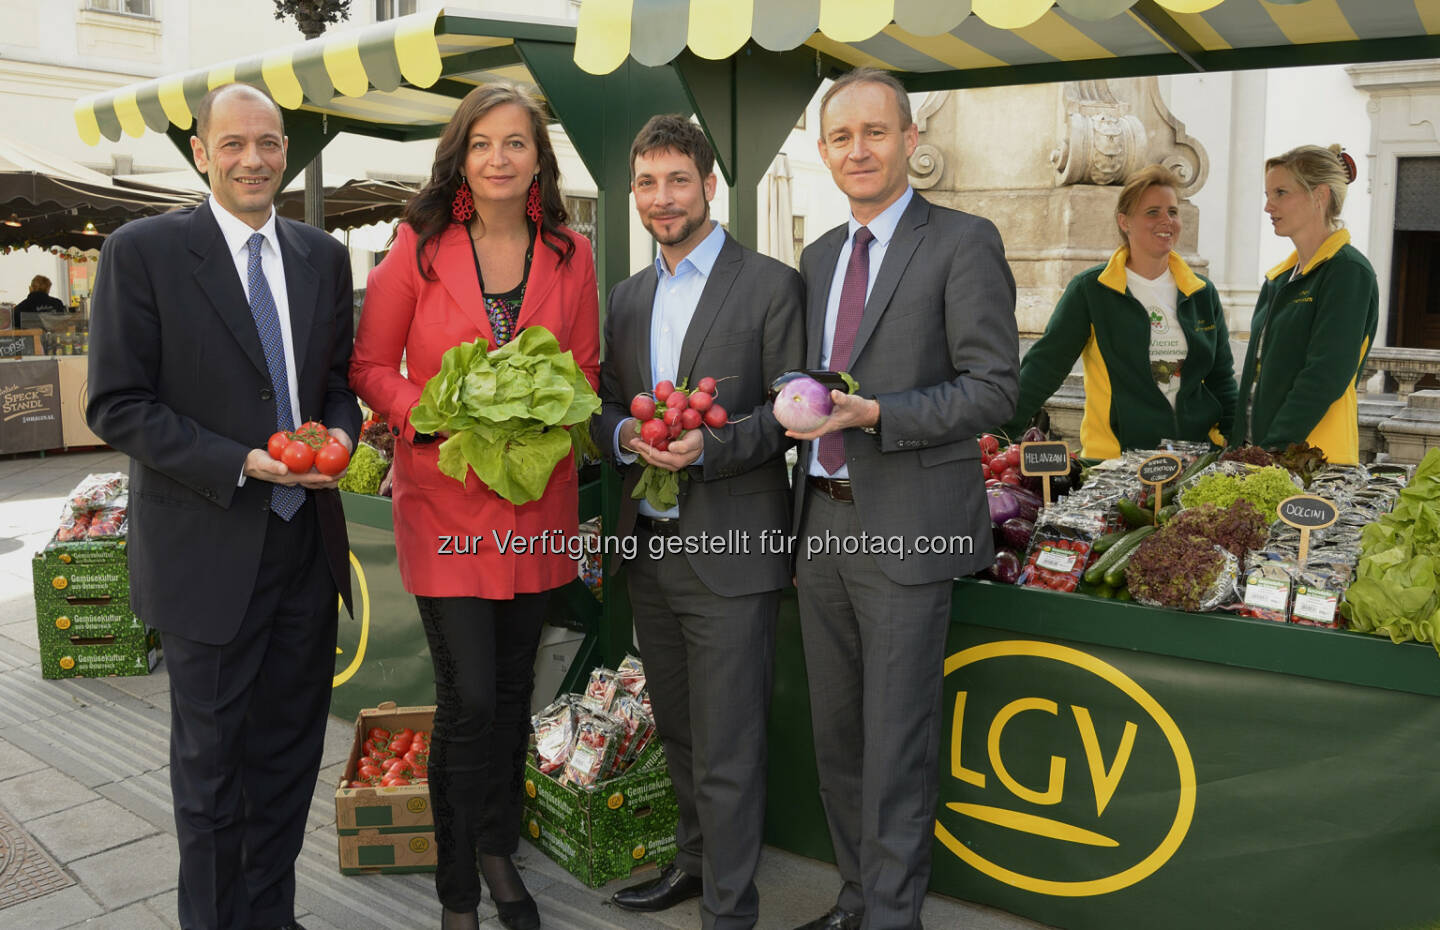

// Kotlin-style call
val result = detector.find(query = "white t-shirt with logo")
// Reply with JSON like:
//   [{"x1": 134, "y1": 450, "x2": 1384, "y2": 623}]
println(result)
[{"x1": 1126, "y1": 266, "x2": 1184, "y2": 408}]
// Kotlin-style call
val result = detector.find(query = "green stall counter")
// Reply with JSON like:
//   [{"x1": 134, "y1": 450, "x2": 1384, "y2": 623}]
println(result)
[{"x1": 763, "y1": 579, "x2": 1440, "y2": 930}]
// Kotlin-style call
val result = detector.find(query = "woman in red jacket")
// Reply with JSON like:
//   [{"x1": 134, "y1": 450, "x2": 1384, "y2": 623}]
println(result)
[{"x1": 350, "y1": 82, "x2": 599, "y2": 930}]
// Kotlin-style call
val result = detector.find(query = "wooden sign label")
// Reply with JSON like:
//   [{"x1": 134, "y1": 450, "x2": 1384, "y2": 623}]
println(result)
[
  {"x1": 1019, "y1": 441, "x2": 1071, "y2": 477},
  {"x1": 1277, "y1": 495, "x2": 1338, "y2": 530},
  {"x1": 1276, "y1": 494, "x2": 1337, "y2": 567},
  {"x1": 1138, "y1": 453, "x2": 1182, "y2": 486}
]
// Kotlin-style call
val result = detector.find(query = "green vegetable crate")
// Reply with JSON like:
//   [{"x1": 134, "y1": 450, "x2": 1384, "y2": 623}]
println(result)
[
  {"x1": 522, "y1": 739, "x2": 679, "y2": 887},
  {"x1": 33, "y1": 537, "x2": 160, "y2": 679},
  {"x1": 336, "y1": 702, "x2": 436, "y2": 875}
]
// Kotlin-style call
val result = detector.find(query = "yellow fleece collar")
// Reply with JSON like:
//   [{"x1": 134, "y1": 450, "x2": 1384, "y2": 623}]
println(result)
[
  {"x1": 1097, "y1": 247, "x2": 1206, "y2": 297},
  {"x1": 1266, "y1": 228, "x2": 1351, "y2": 281}
]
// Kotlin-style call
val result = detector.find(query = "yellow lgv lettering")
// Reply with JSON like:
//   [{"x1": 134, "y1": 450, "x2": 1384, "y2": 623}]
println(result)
[
  {"x1": 937, "y1": 641, "x2": 1197, "y2": 896},
  {"x1": 951, "y1": 691, "x2": 1138, "y2": 814},
  {"x1": 991, "y1": 698, "x2": 1065, "y2": 805},
  {"x1": 1072, "y1": 706, "x2": 1137, "y2": 817}
]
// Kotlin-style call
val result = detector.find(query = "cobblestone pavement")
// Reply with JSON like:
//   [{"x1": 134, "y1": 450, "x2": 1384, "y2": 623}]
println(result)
[{"x1": 0, "y1": 449, "x2": 1051, "y2": 930}]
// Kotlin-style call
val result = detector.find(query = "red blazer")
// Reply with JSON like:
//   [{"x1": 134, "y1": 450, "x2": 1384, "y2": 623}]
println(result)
[{"x1": 350, "y1": 221, "x2": 600, "y2": 597}]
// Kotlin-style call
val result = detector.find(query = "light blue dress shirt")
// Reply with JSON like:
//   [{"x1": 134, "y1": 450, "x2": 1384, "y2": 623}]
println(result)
[
  {"x1": 808, "y1": 186, "x2": 914, "y2": 479},
  {"x1": 616, "y1": 220, "x2": 726, "y2": 517}
]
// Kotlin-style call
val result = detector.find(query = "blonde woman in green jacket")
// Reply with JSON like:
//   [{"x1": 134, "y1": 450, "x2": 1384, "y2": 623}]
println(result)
[
  {"x1": 1231, "y1": 144, "x2": 1378, "y2": 465},
  {"x1": 1003, "y1": 166, "x2": 1236, "y2": 458}
]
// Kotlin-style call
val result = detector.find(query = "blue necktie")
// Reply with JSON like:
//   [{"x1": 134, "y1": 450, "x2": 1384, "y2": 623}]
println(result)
[{"x1": 247, "y1": 233, "x2": 304, "y2": 521}]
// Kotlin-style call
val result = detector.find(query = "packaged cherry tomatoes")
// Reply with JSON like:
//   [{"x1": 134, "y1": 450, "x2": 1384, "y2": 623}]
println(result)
[{"x1": 1017, "y1": 526, "x2": 1094, "y2": 593}]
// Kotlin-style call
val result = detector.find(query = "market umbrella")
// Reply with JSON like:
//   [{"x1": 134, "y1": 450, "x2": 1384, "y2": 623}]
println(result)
[
  {"x1": 765, "y1": 153, "x2": 795, "y2": 267},
  {"x1": 0, "y1": 137, "x2": 200, "y2": 252}
]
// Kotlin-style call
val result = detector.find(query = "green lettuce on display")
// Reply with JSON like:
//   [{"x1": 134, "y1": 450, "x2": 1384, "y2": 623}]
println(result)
[
  {"x1": 336, "y1": 442, "x2": 390, "y2": 495},
  {"x1": 1179, "y1": 465, "x2": 1300, "y2": 522},
  {"x1": 1339, "y1": 448, "x2": 1440, "y2": 652},
  {"x1": 409, "y1": 326, "x2": 601, "y2": 505}
]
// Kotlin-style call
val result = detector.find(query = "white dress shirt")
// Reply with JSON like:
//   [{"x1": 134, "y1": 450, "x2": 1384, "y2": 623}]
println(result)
[{"x1": 808, "y1": 186, "x2": 914, "y2": 479}]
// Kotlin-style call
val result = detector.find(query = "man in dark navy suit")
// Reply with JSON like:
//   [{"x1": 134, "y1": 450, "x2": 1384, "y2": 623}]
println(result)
[{"x1": 87, "y1": 82, "x2": 359, "y2": 930}]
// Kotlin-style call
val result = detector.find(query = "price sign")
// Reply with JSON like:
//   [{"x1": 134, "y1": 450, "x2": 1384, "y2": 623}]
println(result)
[
  {"x1": 1019, "y1": 441, "x2": 1071, "y2": 506},
  {"x1": 1277, "y1": 494, "x2": 1338, "y2": 566},
  {"x1": 0, "y1": 335, "x2": 29, "y2": 359},
  {"x1": 1137, "y1": 453, "x2": 1183, "y2": 523}
]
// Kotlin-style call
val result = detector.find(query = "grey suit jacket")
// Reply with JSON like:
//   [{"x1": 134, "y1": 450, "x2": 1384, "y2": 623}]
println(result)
[
  {"x1": 792, "y1": 192, "x2": 1019, "y2": 584},
  {"x1": 87, "y1": 205, "x2": 360, "y2": 645},
  {"x1": 593, "y1": 231, "x2": 805, "y2": 598}
]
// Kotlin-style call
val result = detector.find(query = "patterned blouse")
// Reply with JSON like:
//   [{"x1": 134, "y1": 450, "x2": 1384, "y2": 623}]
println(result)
[{"x1": 469, "y1": 222, "x2": 535, "y2": 347}]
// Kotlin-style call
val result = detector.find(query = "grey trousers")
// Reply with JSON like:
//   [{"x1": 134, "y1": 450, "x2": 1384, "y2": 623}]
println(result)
[
  {"x1": 627, "y1": 524, "x2": 780, "y2": 930},
  {"x1": 795, "y1": 487, "x2": 953, "y2": 930}
]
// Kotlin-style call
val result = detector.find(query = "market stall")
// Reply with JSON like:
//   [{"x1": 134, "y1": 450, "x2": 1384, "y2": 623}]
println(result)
[{"x1": 72, "y1": 3, "x2": 1440, "y2": 925}]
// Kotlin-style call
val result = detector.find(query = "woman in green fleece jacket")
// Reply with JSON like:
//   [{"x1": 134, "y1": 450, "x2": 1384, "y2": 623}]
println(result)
[
  {"x1": 1003, "y1": 165, "x2": 1236, "y2": 459},
  {"x1": 1231, "y1": 144, "x2": 1377, "y2": 465}
]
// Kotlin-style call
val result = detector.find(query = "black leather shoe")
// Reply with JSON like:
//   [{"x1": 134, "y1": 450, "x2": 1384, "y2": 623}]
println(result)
[
  {"x1": 610, "y1": 864, "x2": 703, "y2": 912},
  {"x1": 794, "y1": 906, "x2": 862, "y2": 930}
]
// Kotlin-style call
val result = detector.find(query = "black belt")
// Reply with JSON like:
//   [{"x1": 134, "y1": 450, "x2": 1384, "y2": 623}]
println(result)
[
  {"x1": 807, "y1": 475, "x2": 854, "y2": 502},
  {"x1": 635, "y1": 514, "x2": 680, "y2": 533}
]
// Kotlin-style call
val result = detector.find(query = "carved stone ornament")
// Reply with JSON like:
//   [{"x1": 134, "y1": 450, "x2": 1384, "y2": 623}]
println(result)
[
  {"x1": 1139, "y1": 76, "x2": 1208, "y2": 198},
  {"x1": 1050, "y1": 81, "x2": 1147, "y2": 187},
  {"x1": 1050, "y1": 78, "x2": 1210, "y2": 196},
  {"x1": 909, "y1": 91, "x2": 946, "y2": 190}
]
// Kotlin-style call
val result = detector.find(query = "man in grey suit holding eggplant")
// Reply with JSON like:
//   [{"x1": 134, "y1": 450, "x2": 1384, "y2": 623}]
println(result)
[
  {"x1": 593, "y1": 114, "x2": 804, "y2": 929},
  {"x1": 786, "y1": 68, "x2": 1020, "y2": 930}
]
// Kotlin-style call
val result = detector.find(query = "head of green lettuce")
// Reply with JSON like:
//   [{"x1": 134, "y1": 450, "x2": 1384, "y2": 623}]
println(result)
[{"x1": 409, "y1": 326, "x2": 600, "y2": 505}]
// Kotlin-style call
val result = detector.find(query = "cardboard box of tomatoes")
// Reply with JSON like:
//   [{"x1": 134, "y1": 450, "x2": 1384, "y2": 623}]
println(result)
[
  {"x1": 335, "y1": 702, "x2": 437, "y2": 875},
  {"x1": 521, "y1": 737, "x2": 679, "y2": 888}
]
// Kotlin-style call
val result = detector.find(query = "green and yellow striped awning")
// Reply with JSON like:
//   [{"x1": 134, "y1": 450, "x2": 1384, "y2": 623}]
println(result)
[
  {"x1": 574, "y1": 0, "x2": 1440, "y2": 82},
  {"x1": 75, "y1": 8, "x2": 577, "y2": 145}
]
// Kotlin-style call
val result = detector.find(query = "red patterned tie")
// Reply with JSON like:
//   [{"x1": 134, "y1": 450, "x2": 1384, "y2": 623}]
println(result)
[{"x1": 818, "y1": 226, "x2": 874, "y2": 474}]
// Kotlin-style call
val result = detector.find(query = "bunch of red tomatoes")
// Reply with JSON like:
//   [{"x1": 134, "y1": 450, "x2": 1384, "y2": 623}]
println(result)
[
  {"x1": 267, "y1": 421, "x2": 351, "y2": 476},
  {"x1": 348, "y1": 726, "x2": 429, "y2": 788}
]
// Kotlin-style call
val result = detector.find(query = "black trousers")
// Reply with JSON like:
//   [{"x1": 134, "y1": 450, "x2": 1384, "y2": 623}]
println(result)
[
  {"x1": 416, "y1": 592, "x2": 550, "y2": 912},
  {"x1": 165, "y1": 499, "x2": 338, "y2": 930}
]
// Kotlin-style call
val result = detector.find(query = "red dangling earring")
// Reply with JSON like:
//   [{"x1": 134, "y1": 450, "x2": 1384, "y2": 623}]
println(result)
[
  {"x1": 451, "y1": 178, "x2": 474, "y2": 223},
  {"x1": 526, "y1": 176, "x2": 543, "y2": 223}
]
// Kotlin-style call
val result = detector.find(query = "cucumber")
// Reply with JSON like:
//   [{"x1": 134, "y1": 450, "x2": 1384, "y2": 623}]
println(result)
[
  {"x1": 1090, "y1": 529, "x2": 1132, "y2": 556},
  {"x1": 1115, "y1": 587, "x2": 1133, "y2": 602},
  {"x1": 1116, "y1": 498, "x2": 1153, "y2": 528},
  {"x1": 1177, "y1": 449, "x2": 1221, "y2": 485},
  {"x1": 1092, "y1": 583, "x2": 1115, "y2": 599},
  {"x1": 1083, "y1": 525, "x2": 1155, "y2": 585},
  {"x1": 1156, "y1": 504, "x2": 1180, "y2": 524},
  {"x1": 1104, "y1": 525, "x2": 1158, "y2": 587}
]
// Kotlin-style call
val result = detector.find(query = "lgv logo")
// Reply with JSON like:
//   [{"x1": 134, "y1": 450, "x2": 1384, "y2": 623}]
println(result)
[{"x1": 935, "y1": 641, "x2": 1196, "y2": 896}]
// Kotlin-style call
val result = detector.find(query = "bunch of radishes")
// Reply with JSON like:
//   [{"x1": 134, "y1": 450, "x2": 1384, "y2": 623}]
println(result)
[{"x1": 629, "y1": 377, "x2": 728, "y2": 449}]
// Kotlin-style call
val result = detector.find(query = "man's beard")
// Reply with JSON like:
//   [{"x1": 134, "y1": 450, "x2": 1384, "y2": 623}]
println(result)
[{"x1": 645, "y1": 208, "x2": 707, "y2": 247}]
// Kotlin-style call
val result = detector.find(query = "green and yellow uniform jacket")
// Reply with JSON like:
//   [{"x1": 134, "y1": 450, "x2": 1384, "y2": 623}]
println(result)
[
  {"x1": 1231, "y1": 229, "x2": 1378, "y2": 466},
  {"x1": 1003, "y1": 248, "x2": 1237, "y2": 459}
]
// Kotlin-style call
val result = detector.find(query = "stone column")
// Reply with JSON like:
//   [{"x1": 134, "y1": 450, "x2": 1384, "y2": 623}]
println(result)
[{"x1": 1221, "y1": 69, "x2": 1267, "y2": 337}]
